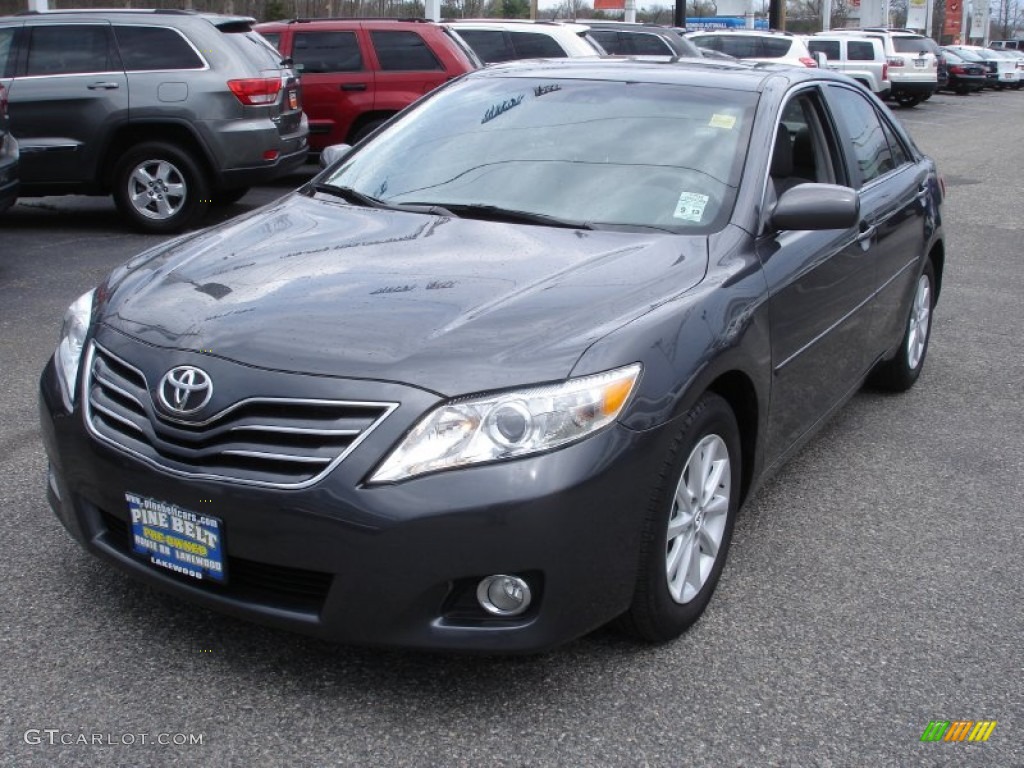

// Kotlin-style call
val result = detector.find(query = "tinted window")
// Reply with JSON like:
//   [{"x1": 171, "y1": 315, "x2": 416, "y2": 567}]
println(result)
[
  {"x1": 628, "y1": 33, "x2": 673, "y2": 55},
  {"x1": 878, "y1": 116, "x2": 909, "y2": 167},
  {"x1": 222, "y1": 29, "x2": 283, "y2": 70},
  {"x1": 261, "y1": 32, "x2": 281, "y2": 50},
  {"x1": 293, "y1": 31, "x2": 363, "y2": 73},
  {"x1": 510, "y1": 31, "x2": 566, "y2": 59},
  {"x1": 808, "y1": 40, "x2": 841, "y2": 60},
  {"x1": 114, "y1": 26, "x2": 203, "y2": 71},
  {"x1": 893, "y1": 36, "x2": 930, "y2": 53},
  {"x1": 370, "y1": 30, "x2": 442, "y2": 71},
  {"x1": 827, "y1": 85, "x2": 895, "y2": 184},
  {"x1": 716, "y1": 37, "x2": 762, "y2": 58},
  {"x1": 847, "y1": 41, "x2": 876, "y2": 61},
  {"x1": 761, "y1": 37, "x2": 793, "y2": 57},
  {"x1": 589, "y1": 30, "x2": 623, "y2": 54},
  {"x1": 26, "y1": 25, "x2": 117, "y2": 76},
  {"x1": 457, "y1": 29, "x2": 514, "y2": 63},
  {"x1": 0, "y1": 28, "x2": 15, "y2": 77},
  {"x1": 689, "y1": 35, "x2": 722, "y2": 52}
]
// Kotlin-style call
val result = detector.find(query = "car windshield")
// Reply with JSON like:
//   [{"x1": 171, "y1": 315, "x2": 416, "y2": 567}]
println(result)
[{"x1": 322, "y1": 75, "x2": 757, "y2": 233}]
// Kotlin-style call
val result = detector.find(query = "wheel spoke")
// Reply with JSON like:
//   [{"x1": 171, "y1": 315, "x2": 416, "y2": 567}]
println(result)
[
  {"x1": 155, "y1": 196, "x2": 174, "y2": 217},
  {"x1": 131, "y1": 167, "x2": 154, "y2": 188},
  {"x1": 165, "y1": 182, "x2": 185, "y2": 199},
  {"x1": 666, "y1": 512, "x2": 690, "y2": 542},
  {"x1": 698, "y1": 526, "x2": 720, "y2": 560},
  {"x1": 684, "y1": 536, "x2": 704, "y2": 596},
  {"x1": 154, "y1": 161, "x2": 175, "y2": 184},
  {"x1": 130, "y1": 189, "x2": 152, "y2": 208}
]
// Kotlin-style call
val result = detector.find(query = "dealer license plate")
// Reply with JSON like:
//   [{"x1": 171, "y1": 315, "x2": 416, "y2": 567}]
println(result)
[
  {"x1": 288, "y1": 90, "x2": 299, "y2": 110},
  {"x1": 127, "y1": 493, "x2": 226, "y2": 583},
  {"x1": 914, "y1": 59, "x2": 927, "y2": 68}
]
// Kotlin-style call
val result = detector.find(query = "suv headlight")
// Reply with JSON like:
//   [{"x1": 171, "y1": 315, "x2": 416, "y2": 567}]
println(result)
[
  {"x1": 55, "y1": 290, "x2": 95, "y2": 409},
  {"x1": 369, "y1": 363, "x2": 642, "y2": 484}
]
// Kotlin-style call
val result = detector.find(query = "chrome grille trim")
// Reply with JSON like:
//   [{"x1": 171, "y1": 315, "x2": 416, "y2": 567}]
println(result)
[{"x1": 83, "y1": 341, "x2": 398, "y2": 489}]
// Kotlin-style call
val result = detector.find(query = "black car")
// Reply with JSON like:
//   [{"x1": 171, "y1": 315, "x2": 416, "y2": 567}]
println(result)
[
  {"x1": 0, "y1": 82, "x2": 17, "y2": 213},
  {"x1": 40, "y1": 60, "x2": 945, "y2": 653},
  {"x1": 939, "y1": 48, "x2": 986, "y2": 93}
]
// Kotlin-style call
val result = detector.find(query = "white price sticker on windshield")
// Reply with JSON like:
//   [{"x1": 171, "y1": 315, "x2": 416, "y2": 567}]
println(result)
[{"x1": 673, "y1": 192, "x2": 709, "y2": 223}]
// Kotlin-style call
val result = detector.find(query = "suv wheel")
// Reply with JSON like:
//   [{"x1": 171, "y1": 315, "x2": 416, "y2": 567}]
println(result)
[
  {"x1": 894, "y1": 93, "x2": 923, "y2": 108},
  {"x1": 113, "y1": 142, "x2": 209, "y2": 233}
]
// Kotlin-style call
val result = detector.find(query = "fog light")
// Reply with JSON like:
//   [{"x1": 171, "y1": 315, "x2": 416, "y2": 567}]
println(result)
[{"x1": 476, "y1": 575, "x2": 531, "y2": 617}]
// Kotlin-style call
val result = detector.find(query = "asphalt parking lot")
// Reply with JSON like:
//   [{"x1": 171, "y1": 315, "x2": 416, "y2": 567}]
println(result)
[{"x1": 2, "y1": 89, "x2": 1022, "y2": 767}]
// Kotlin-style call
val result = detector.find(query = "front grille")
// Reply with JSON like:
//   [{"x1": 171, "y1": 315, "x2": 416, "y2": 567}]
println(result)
[
  {"x1": 100, "y1": 509, "x2": 333, "y2": 612},
  {"x1": 84, "y1": 342, "x2": 396, "y2": 488}
]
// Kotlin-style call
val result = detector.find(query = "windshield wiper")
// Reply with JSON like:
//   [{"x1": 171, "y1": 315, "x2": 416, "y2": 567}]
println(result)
[
  {"x1": 407, "y1": 203, "x2": 593, "y2": 230},
  {"x1": 311, "y1": 183, "x2": 454, "y2": 217}
]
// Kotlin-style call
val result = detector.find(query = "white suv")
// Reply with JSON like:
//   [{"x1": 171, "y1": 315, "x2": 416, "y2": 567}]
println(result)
[
  {"x1": 447, "y1": 21, "x2": 604, "y2": 64},
  {"x1": 829, "y1": 29, "x2": 937, "y2": 107},
  {"x1": 807, "y1": 35, "x2": 890, "y2": 95},
  {"x1": 685, "y1": 30, "x2": 817, "y2": 68}
]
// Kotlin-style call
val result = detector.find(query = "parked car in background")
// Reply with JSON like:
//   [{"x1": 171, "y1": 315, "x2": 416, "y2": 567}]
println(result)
[
  {"x1": 939, "y1": 48, "x2": 987, "y2": 93},
  {"x1": 988, "y1": 48, "x2": 1024, "y2": 88},
  {"x1": 0, "y1": 82, "x2": 18, "y2": 214},
  {"x1": 40, "y1": 59, "x2": 944, "y2": 653},
  {"x1": 829, "y1": 29, "x2": 937, "y2": 106},
  {"x1": 944, "y1": 46, "x2": 998, "y2": 87},
  {"x1": 686, "y1": 29, "x2": 818, "y2": 67},
  {"x1": 806, "y1": 34, "x2": 890, "y2": 95},
  {"x1": 257, "y1": 19, "x2": 479, "y2": 152},
  {"x1": 577, "y1": 21, "x2": 702, "y2": 57},
  {"x1": 989, "y1": 39, "x2": 1024, "y2": 50},
  {"x1": 0, "y1": 9, "x2": 308, "y2": 232},
  {"x1": 446, "y1": 20, "x2": 603, "y2": 64},
  {"x1": 945, "y1": 44, "x2": 1018, "y2": 89}
]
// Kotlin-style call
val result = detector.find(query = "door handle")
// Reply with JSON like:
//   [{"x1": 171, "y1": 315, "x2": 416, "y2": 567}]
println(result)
[
  {"x1": 856, "y1": 222, "x2": 876, "y2": 244},
  {"x1": 87, "y1": 81, "x2": 120, "y2": 90},
  {"x1": 915, "y1": 184, "x2": 929, "y2": 201},
  {"x1": 340, "y1": 83, "x2": 367, "y2": 91}
]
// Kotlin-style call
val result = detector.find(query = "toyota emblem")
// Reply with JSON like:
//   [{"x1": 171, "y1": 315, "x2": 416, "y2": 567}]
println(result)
[{"x1": 159, "y1": 366, "x2": 213, "y2": 414}]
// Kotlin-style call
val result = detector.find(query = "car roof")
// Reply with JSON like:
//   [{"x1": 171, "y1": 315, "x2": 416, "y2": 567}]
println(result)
[
  {"x1": 5, "y1": 8, "x2": 255, "y2": 24},
  {"x1": 462, "y1": 56, "x2": 834, "y2": 89}
]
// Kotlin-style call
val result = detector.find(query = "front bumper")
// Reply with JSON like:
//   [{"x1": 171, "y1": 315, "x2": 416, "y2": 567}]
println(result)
[{"x1": 39, "y1": 352, "x2": 673, "y2": 653}]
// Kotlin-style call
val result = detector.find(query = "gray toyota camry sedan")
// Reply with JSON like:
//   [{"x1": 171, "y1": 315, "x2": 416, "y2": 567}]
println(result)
[{"x1": 40, "y1": 59, "x2": 945, "y2": 653}]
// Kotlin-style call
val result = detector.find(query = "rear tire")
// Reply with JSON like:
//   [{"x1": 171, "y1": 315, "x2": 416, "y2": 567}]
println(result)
[
  {"x1": 869, "y1": 260, "x2": 935, "y2": 392},
  {"x1": 349, "y1": 118, "x2": 388, "y2": 145},
  {"x1": 618, "y1": 393, "x2": 741, "y2": 643},
  {"x1": 112, "y1": 141, "x2": 209, "y2": 234},
  {"x1": 895, "y1": 93, "x2": 923, "y2": 108}
]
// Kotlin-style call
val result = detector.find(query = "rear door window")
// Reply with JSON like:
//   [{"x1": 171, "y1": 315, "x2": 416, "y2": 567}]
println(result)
[
  {"x1": 510, "y1": 31, "x2": 566, "y2": 58},
  {"x1": 589, "y1": 30, "x2": 622, "y2": 54},
  {"x1": 627, "y1": 33, "x2": 673, "y2": 55},
  {"x1": 847, "y1": 41, "x2": 876, "y2": 61},
  {"x1": 808, "y1": 40, "x2": 841, "y2": 60},
  {"x1": 114, "y1": 26, "x2": 203, "y2": 71},
  {"x1": 0, "y1": 27, "x2": 16, "y2": 77},
  {"x1": 25, "y1": 24, "x2": 119, "y2": 76},
  {"x1": 717, "y1": 36, "x2": 762, "y2": 58},
  {"x1": 220, "y1": 28, "x2": 283, "y2": 72},
  {"x1": 293, "y1": 31, "x2": 363, "y2": 73},
  {"x1": 456, "y1": 29, "x2": 514, "y2": 63},
  {"x1": 370, "y1": 30, "x2": 442, "y2": 71},
  {"x1": 761, "y1": 37, "x2": 792, "y2": 57}
]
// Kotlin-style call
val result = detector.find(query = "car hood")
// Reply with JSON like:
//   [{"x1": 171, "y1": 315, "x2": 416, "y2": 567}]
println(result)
[{"x1": 100, "y1": 193, "x2": 709, "y2": 397}]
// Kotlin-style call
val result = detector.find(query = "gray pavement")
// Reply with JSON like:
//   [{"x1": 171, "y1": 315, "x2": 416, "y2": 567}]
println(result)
[{"x1": 1, "y1": 90, "x2": 1022, "y2": 767}]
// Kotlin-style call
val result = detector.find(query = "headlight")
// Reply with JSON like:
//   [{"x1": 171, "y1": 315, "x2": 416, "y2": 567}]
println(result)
[
  {"x1": 369, "y1": 363, "x2": 642, "y2": 483},
  {"x1": 55, "y1": 290, "x2": 95, "y2": 408}
]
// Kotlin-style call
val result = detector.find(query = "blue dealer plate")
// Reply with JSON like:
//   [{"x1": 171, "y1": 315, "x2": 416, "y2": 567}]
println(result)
[{"x1": 127, "y1": 493, "x2": 226, "y2": 583}]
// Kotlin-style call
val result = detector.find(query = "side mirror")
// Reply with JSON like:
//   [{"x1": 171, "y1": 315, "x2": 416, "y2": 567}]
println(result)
[
  {"x1": 772, "y1": 183, "x2": 859, "y2": 231},
  {"x1": 319, "y1": 143, "x2": 352, "y2": 170}
]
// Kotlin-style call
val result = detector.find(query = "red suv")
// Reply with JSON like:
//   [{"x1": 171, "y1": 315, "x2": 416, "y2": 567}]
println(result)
[{"x1": 257, "y1": 19, "x2": 479, "y2": 150}]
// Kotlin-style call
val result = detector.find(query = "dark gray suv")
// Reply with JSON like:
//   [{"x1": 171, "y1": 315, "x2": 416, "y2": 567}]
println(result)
[{"x1": 0, "y1": 10, "x2": 308, "y2": 232}]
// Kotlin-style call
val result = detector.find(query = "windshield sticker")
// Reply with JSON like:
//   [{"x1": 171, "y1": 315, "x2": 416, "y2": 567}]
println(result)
[
  {"x1": 482, "y1": 94, "x2": 524, "y2": 125},
  {"x1": 709, "y1": 113, "x2": 737, "y2": 130},
  {"x1": 674, "y1": 192, "x2": 710, "y2": 223}
]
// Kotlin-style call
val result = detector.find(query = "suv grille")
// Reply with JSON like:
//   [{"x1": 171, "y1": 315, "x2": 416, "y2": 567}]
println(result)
[{"x1": 84, "y1": 342, "x2": 396, "y2": 488}]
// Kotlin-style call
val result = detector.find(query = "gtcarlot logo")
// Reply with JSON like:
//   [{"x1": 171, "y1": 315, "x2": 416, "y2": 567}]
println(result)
[{"x1": 24, "y1": 729, "x2": 205, "y2": 746}]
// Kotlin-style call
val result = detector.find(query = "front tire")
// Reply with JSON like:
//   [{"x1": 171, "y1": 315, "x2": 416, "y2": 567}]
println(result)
[
  {"x1": 112, "y1": 141, "x2": 209, "y2": 233},
  {"x1": 869, "y1": 260, "x2": 935, "y2": 392},
  {"x1": 895, "y1": 93, "x2": 923, "y2": 108},
  {"x1": 619, "y1": 393, "x2": 741, "y2": 643}
]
